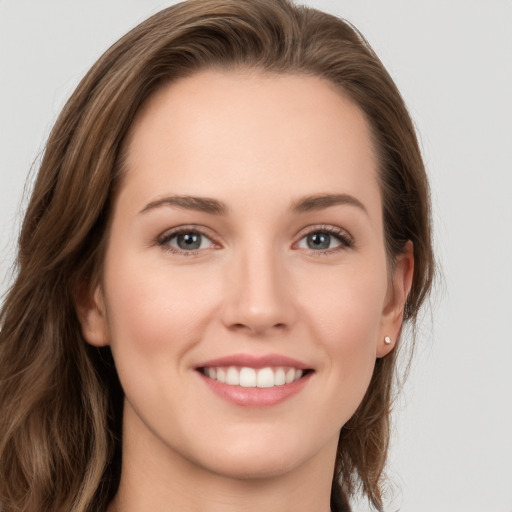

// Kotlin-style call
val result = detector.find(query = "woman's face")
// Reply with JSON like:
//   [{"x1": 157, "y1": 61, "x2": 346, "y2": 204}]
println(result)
[{"x1": 81, "y1": 70, "x2": 411, "y2": 481}]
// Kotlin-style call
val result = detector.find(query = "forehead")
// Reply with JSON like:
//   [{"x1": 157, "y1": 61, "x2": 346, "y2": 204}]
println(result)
[{"x1": 120, "y1": 70, "x2": 381, "y2": 220}]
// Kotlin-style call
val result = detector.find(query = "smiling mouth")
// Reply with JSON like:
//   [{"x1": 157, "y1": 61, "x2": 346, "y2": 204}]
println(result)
[{"x1": 199, "y1": 366, "x2": 311, "y2": 388}]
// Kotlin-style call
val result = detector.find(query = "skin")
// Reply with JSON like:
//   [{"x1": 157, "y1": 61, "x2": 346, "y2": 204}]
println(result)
[{"x1": 78, "y1": 70, "x2": 413, "y2": 512}]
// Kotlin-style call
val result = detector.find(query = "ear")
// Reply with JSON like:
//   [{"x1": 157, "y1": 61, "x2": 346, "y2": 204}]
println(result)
[
  {"x1": 377, "y1": 241, "x2": 414, "y2": 358},
  {"x1": 74, "y1": 282, "x2": 110, "y2": 347}
]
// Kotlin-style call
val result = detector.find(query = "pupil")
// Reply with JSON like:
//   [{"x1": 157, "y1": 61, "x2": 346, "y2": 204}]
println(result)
[
  {"x1": 308, "y1": 233, "x2": 330, "y2": 250},
  {"x1": 177, "y1": 233, "x2": 201, "y2": 250}
]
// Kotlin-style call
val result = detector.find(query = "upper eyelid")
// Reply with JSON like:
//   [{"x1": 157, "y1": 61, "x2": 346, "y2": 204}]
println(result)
[
  {"x1": 157, "y1": 224, "x2": 219, "y2": 241},
  {"x1": 294, "y1": 224, "x2": 354, "y2": 241}
]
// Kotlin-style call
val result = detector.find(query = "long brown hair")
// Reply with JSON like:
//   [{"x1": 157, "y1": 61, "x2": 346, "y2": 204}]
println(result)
[{"x1": 0, "y1": 1, "x2": 434, "y2": 511}]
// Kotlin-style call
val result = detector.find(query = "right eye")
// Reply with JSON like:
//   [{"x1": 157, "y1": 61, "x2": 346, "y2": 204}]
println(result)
[
  {"x1": 293, "y1": 225, "x2": 354, "y2": 255},
  {"x1": 297, "y1": 231, "x2": 343, "y2": 251},
  {"x1": 158, "y1": 228, "x2": 216, "y2": 255}
]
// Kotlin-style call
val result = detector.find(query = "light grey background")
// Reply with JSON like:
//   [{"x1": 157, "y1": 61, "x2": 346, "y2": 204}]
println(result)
[{"x1": 1, "y1": 1, "x2": 511, "y2": 511}]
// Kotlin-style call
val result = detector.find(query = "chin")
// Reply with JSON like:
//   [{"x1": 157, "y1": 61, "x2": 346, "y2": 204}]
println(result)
[
  {"x1": 204, "y1": 453, "x2": 303, "y2": 481},
  {"x1": 188, "y1": 431, "x2": 327, "y2": 481}
]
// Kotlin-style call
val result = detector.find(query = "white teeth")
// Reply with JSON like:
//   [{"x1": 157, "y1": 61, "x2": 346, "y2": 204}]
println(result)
[
  {"x1": 203, "y1": 366, "x2": 306, "y2": 388},
  {"x1": 216, "y1": 367, "x2": 226, "y2": 383},
  {"x1": 274, "y1": 368, "x2": 286, "y2": 386},
  {"x1": 239, "y1": 367, "x2": 256, "y2": 387},
  {"x1": 285, "y1": 368, "x2": 296, "y2": 384},
  {"x1": 256, "y1": 367, "x2": 274, "y2": 388},
  {"x1": 226, "y1": 367, "x2": 239, "y2": 386}
]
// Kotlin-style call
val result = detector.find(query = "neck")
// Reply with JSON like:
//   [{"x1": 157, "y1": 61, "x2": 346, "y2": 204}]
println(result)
[
  {"x1": 108, "y1": 405, "x2": 337, "y2": 512},
  {"x1": 110, "y1": 471, "x2": 333, "y2": 512}
]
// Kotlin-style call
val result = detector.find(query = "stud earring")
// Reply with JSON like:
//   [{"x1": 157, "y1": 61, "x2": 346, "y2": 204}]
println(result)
[{"x1": 384, "y1": 336, "x2": 392, "y2": 345}]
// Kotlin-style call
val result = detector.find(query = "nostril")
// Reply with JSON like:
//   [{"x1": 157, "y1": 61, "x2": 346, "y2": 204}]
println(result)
[{"x1": 229, "y1": 321, "x2": 287, "y2": 334}]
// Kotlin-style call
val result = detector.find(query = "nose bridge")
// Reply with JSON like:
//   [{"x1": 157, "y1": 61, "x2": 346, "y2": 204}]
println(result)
[{"x1": 222, "y1": 235, "x2": 294, "y2": 334}]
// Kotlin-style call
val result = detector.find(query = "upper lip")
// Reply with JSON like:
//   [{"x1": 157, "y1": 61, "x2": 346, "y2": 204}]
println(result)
[{"x1": 196, "y1": 353, "x2": 311, "y2": 370}]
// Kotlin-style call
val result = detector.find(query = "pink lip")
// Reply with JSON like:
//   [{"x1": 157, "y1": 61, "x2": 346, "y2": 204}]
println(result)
[
  {"x1": 198, "y1": 371, "x2": 312, "y2": 407},
  {"x1": 195, "y1": 353, "x2": 314, "y2": 407},
  {"x1": 196, "y1": 353, "x2": 311, "y2": 370}
]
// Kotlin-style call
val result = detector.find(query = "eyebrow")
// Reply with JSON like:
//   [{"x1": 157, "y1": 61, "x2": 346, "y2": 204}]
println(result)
[
  {"x1": 139, "y1": 192, "x2": 367, "y2": 216},
  {"x1": 139, "y1": 195, "x2": 228, "y2": 215},
  {"x1": 290, "y1": 193, "x2": 368, "y2": 215}
]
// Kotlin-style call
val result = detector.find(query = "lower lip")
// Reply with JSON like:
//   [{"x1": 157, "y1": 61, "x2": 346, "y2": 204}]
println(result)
[{"x1": 198, "y1": 372, "x2": 312, "y2": 407}]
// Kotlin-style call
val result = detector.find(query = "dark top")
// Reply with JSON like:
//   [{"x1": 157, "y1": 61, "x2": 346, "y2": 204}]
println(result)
[{"x1": 330, "y1": 483, "x2": 352, "y2": 512}]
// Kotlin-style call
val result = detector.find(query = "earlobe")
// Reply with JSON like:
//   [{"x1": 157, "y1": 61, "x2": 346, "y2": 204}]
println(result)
[
  {"x1": 377, "y1": 241, "x2": 414, "y2": 358},
  {"x1": 74, "y1": 283, "x2": 110, "y2": 347}
]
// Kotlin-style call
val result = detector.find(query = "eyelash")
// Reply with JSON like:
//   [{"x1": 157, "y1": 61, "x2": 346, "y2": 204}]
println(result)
[
  {"x1": 294, "y1": 225, "x2": 354, "y2": 255},
  {"x1": 157, "y1": 225, "x2": 218, "y2": 256},
  {"x1": 156, "y1": 224, "x2": 354, "y2": 256}
]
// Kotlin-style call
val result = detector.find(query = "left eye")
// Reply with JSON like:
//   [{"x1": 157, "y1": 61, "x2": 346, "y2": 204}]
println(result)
[
  {"x1": 163, "y1": 231, "x2": 214, "y2": 252},
  {"x1": 296, "y1": 231, "x2": 345, "y2": 251}
]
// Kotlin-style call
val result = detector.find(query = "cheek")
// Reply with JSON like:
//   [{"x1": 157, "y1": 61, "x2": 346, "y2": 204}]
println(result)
[
  {"x1": 298, "y1": 263, "x2": 387, "y2": 407},
  {"x1": 103, "y1": 253, "x2": 222, "y2": 368},
  {"x1": 303, "y1": 261, "x2": 387, "y2": 345}
]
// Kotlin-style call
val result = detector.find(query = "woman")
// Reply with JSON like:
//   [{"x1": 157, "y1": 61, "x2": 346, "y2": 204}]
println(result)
[{"x1": 0, "y1": 1, "x2": 434, "y2": 511}]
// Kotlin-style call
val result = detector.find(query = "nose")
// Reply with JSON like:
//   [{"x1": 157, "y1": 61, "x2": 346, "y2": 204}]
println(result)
[{"x1": 220, "y1": 245, "x2": 296, "y2": 336}]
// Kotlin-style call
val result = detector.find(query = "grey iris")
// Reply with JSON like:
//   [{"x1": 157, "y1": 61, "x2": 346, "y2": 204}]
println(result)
[
  {"x1": 177, "y1": 233, "x2": 202, "y2": 250},
  {"x1": 307, "y1": 232, "x2": 330, "y2": 250}
]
